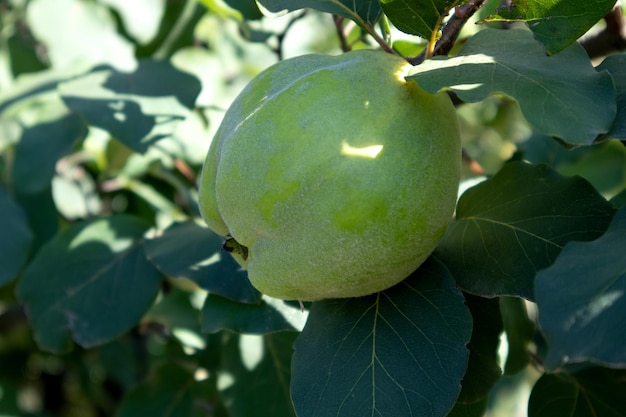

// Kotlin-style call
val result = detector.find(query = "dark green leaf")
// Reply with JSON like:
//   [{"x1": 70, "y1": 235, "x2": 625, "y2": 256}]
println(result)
[
  {"x1": 380, "y1": 0, "x2": 458, "y2": 39},
  {"x1": 224, "y1": 0, "x2": 264, "y2": 19},
  {"x1": 144, "y1": 221, "x2": 260, "y2": 303},
  {"x1": 0, "y1": 187, "x2": 33, "y2": 286},
  {"x1": 16, "y1": 215, "x2": 162, "y2": 352},
  {"x1": 446, "y1": 397, "x2": 488, "y2": 417},
  {"x1": 457, "y1": 294, "x2": 502, "y2": 403},
  {"x1": 59, "y1": 60, "x2": 201, "y2": 154},
  {"x1": 201, "y1": 294, "x2": 305, "y2": 334},
  {"x1": 535, "y1": 207, "x2": 626, "y2": 370},
  {"x1": 291, "y1": 258, "x2": 472, "y2": 417},
  {"x1": 408, "y1": 29, "x2": 616, "y2": 146},
  {"x1": 12, "y1": 112, "x2": 88, "y2": 194},
  {"x1": 500, "y1": 297, "x2": 535, "y2": 375},
  {"x1": 611, "y1": 187, "x2": 626, "y2": 209},
  {"x1": 115, "y1": 362, "x2": 211, "y2": 417},
  {"x1": 219, "y1": 331, "x2": 298, "y2": 417},
  {"x1": 14, "y1": 186, "x2": 59, "y2": 251},
  {"x1": 528, "y1": 367, "x2": 626, "y2": 417},
  {"x1": 597, "y1": 53, "x2": 626, "y2": 140},
  {"x1": 435, "y1": 161, "x2": 616, "y2": 300},
  {"x1": 487, "y1": 0, "x2": 617, "y2": 55},
  {"x1": 257, "y1": 0, "x2": 382, "y2": 26}
]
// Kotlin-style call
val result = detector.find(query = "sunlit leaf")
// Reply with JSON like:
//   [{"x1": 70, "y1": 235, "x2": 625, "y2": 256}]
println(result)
[
  {"x1": 380, "y1": 0, "x2": 458, "y2": 39},
  {"x1": 201, "y1": 294, "x2": 306, "y2": 334},
  {"x1": 528, "y1": 367, "x2": 626, "y2": 417},
  {"x1": 0, "y1": 187, "x2": 33, "y2": 286},
  {"x1": 291, "y1": 258, "x2": 472, "y2": 417},
  {"x1": 535, "y1": 207, "x2": 626, "y2": 370},
  {"x1": 144, "y1": 221, "x2": 260, "y2": 303},
  {"x1": 486, "y1": 0, "x2": 617, "y2": 55},
  {"x1": 59, "y1": 60, "x2": 201, "y2": 153},
  {"x1": 435, "y1": 161, "x2": 616, "y2": 300},
  {"x1": 219, "y1": 332, "x2": 298, "y2": 417},
  {"x1": 408, "y1": 29, "x2": 616, "y2": 146},
  {"x1": 257, "y1": 0, "x2": 382, "y2": 26},
  {"x1": 16, "y1": 215, "x2": 161, "y2": 353}
]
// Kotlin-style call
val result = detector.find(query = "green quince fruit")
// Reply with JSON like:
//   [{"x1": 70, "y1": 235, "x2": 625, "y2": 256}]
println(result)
[{"x1": 199, "y1": 50, "x2": 460, "y2": 301}]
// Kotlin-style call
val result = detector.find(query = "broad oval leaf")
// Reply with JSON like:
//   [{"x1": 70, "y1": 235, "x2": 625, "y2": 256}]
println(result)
[
  {"x1": 486, "y1": 0, "x2": 617, "y2": 55},
  {"x1": 291, "y1": 258, "x2": 472, "y2": 417},
  {"x1": 0, "y1": 187, "x2": 33, "y2": 286},
  {"x1": 115, "y1": 362, "x2": 212, "y2": 417},
  {"x1": 144, "y1": 221, "x2": 260, "y2": 303},
  {"x1": 58, "y1": 60, "x2": 201, "y2": 154},
  {"x1": 435, "y1": 161, "x2": 616, "y2": 300},
  {"x1": 380, "y1": 0, "x2": 458, "y2": 39},
  {"x1": 597, "y1": 53, "x2": 626, "y2": 140},
  {"x1": 408, "y1": 28, "x2": 616, "y2": 146},
  {"x1": 219, "y1": 331, "x2": 298, "y2": 417},
  {"x1": 12, "y1": 112, "x2": 88, "y2": 194},
  {"x1": 16, "y1": 215, "x2": 162, "y2": 353},
  {"x1": 535, "y1": 207, "x2": 626, "y2": 370},
  {"x1": 257, "y1": 0, "x2": 382, "y2": 26},
  {"x1": 528, "y1": 367, "x2": 626, "y2": 417}
]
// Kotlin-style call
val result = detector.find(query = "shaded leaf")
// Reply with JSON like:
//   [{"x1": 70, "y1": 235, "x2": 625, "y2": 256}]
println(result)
[
  {"x1": 12, "y1": 112, "x2": 88, "y2": 194},
  {"x1": 486, "y1": 0, "x2": 617, "y2": 55},
  {"x1": 408, "y1": 29, "x2": 616, "y2": 146},
  {"x1": 16, "y1": 215, "x2": 161, "y2": 353},
  {"x1": 528, "y1": 367, "x2": 626, "y2": 417},
  {"x1": 201, "y1": 294, "x2": 306, "y2": 334},
  {"x1": 291, "y1": 258, "x2": 472, "y2": 417},
  {"x1": 380, "y1": 0, "x2": 458, "y2": 39},
  {"x1": 115, "y1": 362, "x2": 212, "y2": 417},
  {"x1": 14, "y1": 186, "x2": 59, "y2": 251},
  {"x1": 257, "y1": 0, "x2": 382, "y2": 26},
  {"x1": 535, "y1": 207, "x2": 626, "y2": 370},
  {"x1": 59, "y1": 60, "x2": 201, "y2": 153},
  {"x1": 435, "y1": 161, "x2": 616, "y2": 300},
  {"x1": 0, "y1": 187, "x2": 33, "y2": 286},
  {"x1": 500, "y1": 297, "x2": 535, "y2": 375},
  {"x1": 219, "y1": 331, "x2": 298, "y2": 417},
  {"x1": 144, "y1": 221, "x2": 260, "y2": 303},
  {"x1": 446, "y1": 397, "x2": 488, "y2": 417},
  {"x1": 457, "y1": 294, "x2": 502, "y2": 403},
  {"x1": 597, "y1": 53, "x2": 626, "y2": 140}
]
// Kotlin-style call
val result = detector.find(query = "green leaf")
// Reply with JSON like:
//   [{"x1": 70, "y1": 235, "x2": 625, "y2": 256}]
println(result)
[
  {"x1": 446, "y1": 397, "x2": 488, "y2": 417},
  {"x1": 115, "y1": 362, "x2": 211, "y2": 417},
  {"x1": 597, "y1": 53, "x2": 626, "y2": 140},
  {"x1": 291, "y1": 258, "x2": 472, "y2": 417},
  {"x1": 201, "y1": 294, "x2": 306, "y2": 334},
  {"x1": 408, "y1": 28, "x2": 616, "y2": 146},
  {"x1": 435, "y1": 161, "x2": 616, "y2": 300},
  {"x1": 11, "y1": 112, "x2": 88, "y2": 194},
  {"x1": 144, "y1": 221, "x2": 260, "y2": 303},
  {"x1": 500, "y1": 297, "x2": 535, "y2": 375},
  {"x1": 535, "y1": 207, "x2": 626, "y2": 370},
  {"x1": 58, "y1": 60, "x2": 201, "y2": 154},
  {"x1": 528, "y1": 367, "x2": 626, "y2": 417},
  {"x1": 257, "y1": 0, "x2": 382, "y2": 26},
  {"x1": 0, "y1": 187, "x2": 33, "y2": 286},
  {"x1": 219, "y1": 331, "x2": 298, "y2": 417},
  {"x1": 380, "y1": 0, "x2": 458, "y2": 39},
  {"x1": 457, "y1": 294, "x2": 502, "y2": 404},
  {"x1": 487, "y1": 0, "x2": 617, "y2": 55},
  {"x1": 16, "y1": 215, "x2": 162, "y2": 353}
]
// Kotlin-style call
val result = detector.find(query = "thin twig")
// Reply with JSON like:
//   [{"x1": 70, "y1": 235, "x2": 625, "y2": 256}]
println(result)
[{"x1": 408, "y1": 0, "x2": 489, "y2": 65}]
